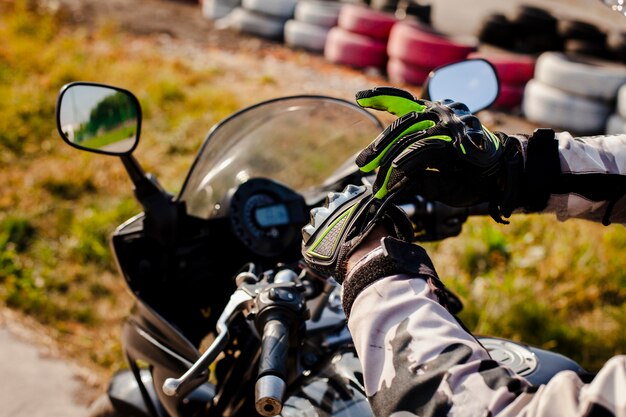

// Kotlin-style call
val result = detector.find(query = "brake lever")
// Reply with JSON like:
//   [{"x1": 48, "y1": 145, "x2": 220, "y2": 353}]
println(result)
[{"x1": 162, "y1": 288, "x2": 254, "y2": 397}]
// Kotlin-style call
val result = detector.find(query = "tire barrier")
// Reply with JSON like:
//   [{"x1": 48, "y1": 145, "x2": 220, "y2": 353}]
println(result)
[
  {"x1": 284, "y1": 19, "x2": 331, "y2": 52},
  {"x1": 606, "y1": 84, "x2": 626, "y2": 135},
  {"x1": 606, "y1": 113, "x2": 626, "y2": 135},
  {"x1": 609, "y1": 32, "x2": 626, "y2": 63},
  {"x1": 222, "y1": 7, "x2": 287, "y2": 40},
  {"x1": 242, "y1": 0, "x2": 298, "y2": 19},
  {"x1": 324, "y1": 26, "x2": 388, "y2": 69},
  {"x1": 323, "y1": 3, "x2": 396, "y2": 71},
  {"x1": 294, "y1": 0, "x2": 344, "y2": 27},
  {"x1": 284, "y1": 1, "x2": 344, "y2": 53},
  {"x1": 522, "y1": 79, "x2": 612, "y2": 135},
  {"x1": 478, "y1": 5, "x2": 563, "y2": 54},
  {"x1": 386, "y1": 20, "x2": 477, "y2": 71},
  {"x1": 386, "y1": 57, "x2": 430, "y2": 86},
  {"x1": 384, "y1": 20, "x2": 476, "y2": 86},
  {"x1": 558, "y1": 19, "x2": 611, "y2": 60},
  {"x1": 201, "y1": 0, "x2": 241, "y2": 20},
  {"x1": 534, "y1": 52, "x2": 626, "y2": 101},
  {"x1": 336, "y1": 3, "x2": 397, "y2": 40}
]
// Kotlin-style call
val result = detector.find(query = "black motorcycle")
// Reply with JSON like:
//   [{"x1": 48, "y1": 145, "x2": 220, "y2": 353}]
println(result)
[{"x1": 55, "y1": 59, "x2": 587, "y2": 417}]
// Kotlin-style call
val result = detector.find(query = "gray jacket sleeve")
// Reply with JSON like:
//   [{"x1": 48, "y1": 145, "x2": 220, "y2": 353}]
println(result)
[
  {"x1": 346, "y1": 250, "x2": 626, "y2": 417},
  {"x1": 542, "y1": 132, "x2": 626, "y2": 225}
]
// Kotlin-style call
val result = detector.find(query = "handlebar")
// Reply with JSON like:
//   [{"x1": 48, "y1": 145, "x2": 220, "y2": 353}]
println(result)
[
  {"x1": 398, "y1": 197, "x2": 490, "y2": 242},
  {"x1": 253, "y1": 285, "x2": 309, "y2": 416},
  {"x1": 255, "y1": 318, "x2": 289, "y2": 416}
]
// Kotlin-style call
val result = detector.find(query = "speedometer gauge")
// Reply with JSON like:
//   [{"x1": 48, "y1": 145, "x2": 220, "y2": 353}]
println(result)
[{"x1": 228, "y1": 178, "x2": 308, "y2": 257}]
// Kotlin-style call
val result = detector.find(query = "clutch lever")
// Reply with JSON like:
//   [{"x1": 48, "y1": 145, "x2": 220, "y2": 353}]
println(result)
[{"x1": 162, "y1": 288, "x2": 254, "y2": 397}]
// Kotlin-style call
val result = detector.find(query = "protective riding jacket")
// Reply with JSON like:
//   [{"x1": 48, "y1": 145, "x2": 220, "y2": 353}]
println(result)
[{"x1": 345, "y1": 132, "x2": 626, "y2": 417}]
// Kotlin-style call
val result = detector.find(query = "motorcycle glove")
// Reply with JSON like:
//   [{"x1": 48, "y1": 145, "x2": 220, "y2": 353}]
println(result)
[
  {"x1": 355, "y1": 86, "x2": 526, "y2": 224},
  {"x1": 301, "y1": 183, "x2": 414, "y2": 284}
]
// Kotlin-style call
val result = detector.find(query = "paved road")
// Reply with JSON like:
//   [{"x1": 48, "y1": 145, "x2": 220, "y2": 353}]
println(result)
[{"x1": 0, "y1": 327, "x2": 90, "y2": 417}]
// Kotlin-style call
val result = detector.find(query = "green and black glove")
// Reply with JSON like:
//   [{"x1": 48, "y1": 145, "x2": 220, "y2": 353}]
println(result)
[
  {"x1": 301, "y1": 183, "x2": 414, "y2": 283},
  {"x1": 355, "y1": 86, "x2": 527, "y2": 224}
]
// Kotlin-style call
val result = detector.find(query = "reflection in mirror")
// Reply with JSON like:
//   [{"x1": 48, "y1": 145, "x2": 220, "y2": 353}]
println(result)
[
  {"x1": 427, "y1": 59, "x2": 499, "y2": 113},
  {"x1": 58, "y1": 84, "x2": 140, "y2": 155}
]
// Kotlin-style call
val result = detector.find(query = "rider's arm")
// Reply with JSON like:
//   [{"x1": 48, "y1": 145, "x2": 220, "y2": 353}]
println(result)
[
  {"x1": 344, "y1": 228, "x2": 626, "y2": 417},
  {"x1": 526, "y1": 132, "x2": 626, "y2": 224}
]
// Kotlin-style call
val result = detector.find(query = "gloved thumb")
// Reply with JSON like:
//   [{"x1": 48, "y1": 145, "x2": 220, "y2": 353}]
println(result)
[{"x1": 355, "y1": 86, "x2": 427, "y2": 117}]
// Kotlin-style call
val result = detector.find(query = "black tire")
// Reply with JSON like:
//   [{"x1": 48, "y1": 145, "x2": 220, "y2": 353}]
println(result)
[
  {"x1": 87, "y1": 394, "x2": 124, "y2": 417},
  {"x1": 403, "y1": 1, "x2": 431, "y2": 25},
  {"x1": 477, "y1": 13, "x2": 517, "y2": 50},
  {"x1": 608, "y1": 32, "x2": 626, "y2": 63},
  {"x1": 512, "y1": 5, "x2": 558, "y2": 35},
  {"x1": 565, "y1": 39, "x2": 613, "y2": 60},
  {"x1": 558, "y1": 19, "x2": 606, "y2": 43}
]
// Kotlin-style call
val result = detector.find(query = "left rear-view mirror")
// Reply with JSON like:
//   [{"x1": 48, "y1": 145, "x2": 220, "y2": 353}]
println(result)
[{"x1": 56, "y1": 82, "x2": 141, "y2": 156}]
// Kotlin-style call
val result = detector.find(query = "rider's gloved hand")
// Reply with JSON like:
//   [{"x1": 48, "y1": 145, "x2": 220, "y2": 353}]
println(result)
[
  {"x1": 301, "y1": 183, "x2": 414, "y2": 284},
  {"x1": 355, "y1": 86, "x2": 527, "y2": 224},
  {"x1": 301, "y1": 184, "x2": 452, "y2": 317}
]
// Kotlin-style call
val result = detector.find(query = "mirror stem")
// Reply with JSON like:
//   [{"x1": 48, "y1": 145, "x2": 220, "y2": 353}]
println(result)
[{"x1": 121, "y1": 154, "x2": 173, "y2": 210}]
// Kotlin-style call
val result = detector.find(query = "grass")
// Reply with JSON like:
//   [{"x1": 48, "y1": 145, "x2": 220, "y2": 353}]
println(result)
[{"x1": 0, "y1": 0, "x2": 624, "y2": 382}]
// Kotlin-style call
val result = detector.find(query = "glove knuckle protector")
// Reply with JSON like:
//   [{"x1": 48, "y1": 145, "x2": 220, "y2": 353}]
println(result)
[{"x1": 301, "y1": 184, "x2": 413, "y2": 283}]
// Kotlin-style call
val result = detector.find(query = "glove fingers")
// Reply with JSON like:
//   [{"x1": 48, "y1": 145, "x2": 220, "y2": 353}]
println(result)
[
  {"x1": 356, "y1": 112, "x2": 438, "y2": 173},
  {"x1": 373, "y1": 140, "x2": 450, "y2": 199},
  {"x1": 355, "y1": 86, "x2": 426, "y2": 117}
]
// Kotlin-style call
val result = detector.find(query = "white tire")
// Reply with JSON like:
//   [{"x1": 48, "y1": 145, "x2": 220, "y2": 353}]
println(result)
[
  {"x1": 284, "y1": 20, "x2": 331, "y2": 52},
  {"x1": 295, "y1": 1, "x2": 344, "y2": 27},
  {"x1": 617, "y1": 84, "x2": 626, "y2": 119},
  {"x1": 221, "y1": 7, "x2": 286, "y2": 40},
  {"x1": 242, "y1": 0, "x2": 299, "y2": 19},
  {"x1": 534, "y1": 51, "x2": 626, "y2": 101},
  {"x1": 606, "y1": 113, "x2": 626, "y2": 135},
  {"x1": 522, "y1": 79, "x2": 611, "y2": 135},
  {"x1": 201, "y1": 0, "x2": 241, "y2": 19}
]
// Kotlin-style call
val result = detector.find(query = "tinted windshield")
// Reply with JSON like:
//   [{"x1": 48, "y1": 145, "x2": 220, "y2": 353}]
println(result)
[{"x1": 177, "y1": 96, "x2": 383, "y2": 219}]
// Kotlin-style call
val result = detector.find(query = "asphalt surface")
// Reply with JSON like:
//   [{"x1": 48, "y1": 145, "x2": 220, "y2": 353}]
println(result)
[{"x1": 0, "y1": 327, "x2": 90, "y2": 417}]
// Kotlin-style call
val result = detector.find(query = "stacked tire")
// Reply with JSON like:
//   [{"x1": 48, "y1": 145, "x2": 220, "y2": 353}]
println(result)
[
  {"x1": 522, "y1": 52, "x2": 626, "y2": 135},
  {"x1": 284, "y1": 1, "x2": 344, "y2": 53},
  {"x1": 468, "y1": 51, "x2": 536, "y2": 110},
  {"x1": 478, "y1": 5, "x2": 563, "y2": 54},
  {"x1": 386, "y1": 20, "x2": 477, "y2": 86},
  {"x1": 200, "y1": 0, "x2": 241, "y2": 20},
  {"x1": 559, "y1": 19, "x2": 611, "y2": 60},
  {"x1": 221, "y1": 0, "x2": 299, "y2": 40},
  {"x1": 324, "y1": 4, "x2": 397, "y2": 72},
  {"x1": 606, "y1": 85, "x2": 626, "y2": 134}
]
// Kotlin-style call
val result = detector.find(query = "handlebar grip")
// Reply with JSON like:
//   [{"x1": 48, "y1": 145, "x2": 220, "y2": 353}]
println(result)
[{"x1": 255, "y1": 318, "x2": 289, "y2": 416}]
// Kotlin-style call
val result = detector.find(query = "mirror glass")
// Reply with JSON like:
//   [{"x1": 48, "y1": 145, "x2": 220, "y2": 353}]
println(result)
[
  {"x1": 58, "y1": 84, "x2": 140, "y2": 155},
  {"x1": 427, "y1": 59, "x2": 499, "y2": 113}
]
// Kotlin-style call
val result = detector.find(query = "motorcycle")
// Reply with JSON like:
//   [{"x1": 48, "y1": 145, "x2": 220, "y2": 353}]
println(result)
[{"x1": 55, "y1": 59, "x2": 589, "y2": 417}]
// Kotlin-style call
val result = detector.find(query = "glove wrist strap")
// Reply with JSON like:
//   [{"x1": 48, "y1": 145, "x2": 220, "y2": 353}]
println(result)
[
  {"x1": 523, "y1": 128, "x2": 560, "y2": 212},
  {"x1": 341, "y1": 237, "x2": 440, "y2": 317}
]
